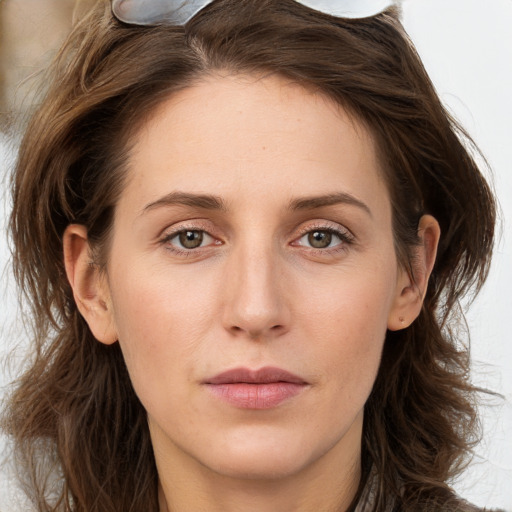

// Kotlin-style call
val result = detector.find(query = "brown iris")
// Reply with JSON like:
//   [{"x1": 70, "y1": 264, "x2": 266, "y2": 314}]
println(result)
[
  {"x1": 308, "y1": 230, "x2": 332, "y2": 249},
  {"x1": 179, "y1": 230, "x2": 204, "y2": 249}
]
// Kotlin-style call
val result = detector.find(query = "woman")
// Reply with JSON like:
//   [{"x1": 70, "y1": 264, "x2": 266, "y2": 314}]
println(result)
[{"x1": 2, "y1": 0, "x2": 500, "y2": 510}]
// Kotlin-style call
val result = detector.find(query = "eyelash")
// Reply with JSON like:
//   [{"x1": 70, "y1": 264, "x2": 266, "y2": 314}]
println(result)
[
  {"x1": 159, "y1": 222, "x2": 355, "y2": 257},
  {"x1": 159, "y1": 223, "x2": 220, "y2": 257},
  {"x1": 293, "y1": 223, "x2": 355, "y2": 254}
]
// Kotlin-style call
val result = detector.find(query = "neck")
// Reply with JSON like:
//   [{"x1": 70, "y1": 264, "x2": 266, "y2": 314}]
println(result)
[
  {"x1": 154, "y1": 415, "x2": 363, "y2": 512},
  {"x1": 158, "y1": 463, "x2": 360, "y2": 512}
]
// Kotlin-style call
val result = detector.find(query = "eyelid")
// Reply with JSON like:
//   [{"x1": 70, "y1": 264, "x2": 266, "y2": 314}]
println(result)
[
  {"x1": 168, "y1": 229, "x2": 214, "y2": 247},
  {"x1": 294, "y1": 220, "x2": 355, "y2": 241},
  {"x1": 156, "y1": 219, "x2": 355, "y2": 257},
  {"x1": 290, "y1": 220, "x2": 355, "y2": 253},
  {"x1": 158, "y1": 220, "x2": 223, "y2": 251},
  {"x1": 159, "y1": 219, "x2": 218, "y2": 239}
]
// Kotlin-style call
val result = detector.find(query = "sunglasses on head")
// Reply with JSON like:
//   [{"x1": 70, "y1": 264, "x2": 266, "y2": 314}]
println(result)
[{"x1": 112, "y1": 0, "x2": 397, "y2": 26}]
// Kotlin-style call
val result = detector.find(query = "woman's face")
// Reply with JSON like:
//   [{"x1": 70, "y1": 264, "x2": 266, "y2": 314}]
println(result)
[{"x1": 81, "y1": 74, "x2": 416, "y2": 480}]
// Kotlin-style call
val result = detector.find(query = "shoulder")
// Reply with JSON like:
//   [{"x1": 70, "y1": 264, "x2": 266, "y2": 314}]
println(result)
[
  {"x1": 427, "y1": 498, "x2": 507, "y2": 512},
  {"x1": 393, "y1": 496, "x2": 508, "y2": 512},
  {"x1": 452, "y1": 498, "x2": 507, "y2": 512}
]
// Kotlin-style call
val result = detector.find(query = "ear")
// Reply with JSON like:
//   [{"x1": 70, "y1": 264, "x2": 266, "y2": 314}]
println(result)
[
  {"x1": 63, "y1": 224, "x2": 118, "y2": 345},
  {"x1": 387, "y1": 215, "x2": 441, "y2": 331}
]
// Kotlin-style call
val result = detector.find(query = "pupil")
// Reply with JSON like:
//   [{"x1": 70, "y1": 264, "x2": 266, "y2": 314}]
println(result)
[
  {"x1": 179, "y1": 231, "x2": 203, "y2": 249},
  {"x1": 308, "y1": 231, "x2": 332, "y2": 249}
]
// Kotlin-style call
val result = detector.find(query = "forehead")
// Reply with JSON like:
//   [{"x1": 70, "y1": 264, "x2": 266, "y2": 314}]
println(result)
[{"x1": 123, "y1": 73, "x2": 389, "y2": 215}]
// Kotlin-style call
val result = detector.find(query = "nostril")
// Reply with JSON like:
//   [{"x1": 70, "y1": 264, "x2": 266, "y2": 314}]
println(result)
[{"x1": 228, "y1": 323, "x2": 286, "y2": 339}]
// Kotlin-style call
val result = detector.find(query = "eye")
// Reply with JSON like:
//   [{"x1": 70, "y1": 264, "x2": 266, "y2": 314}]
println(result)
[
  {"x1": 304, "y1": 230, "x2": 338, "y2": 249},
  {"x1": 166, "y1": 230, "x2": 215, "y2": 250},
  {"x1": 292, "y1": 226, "x2": 352, "y2": 251}
]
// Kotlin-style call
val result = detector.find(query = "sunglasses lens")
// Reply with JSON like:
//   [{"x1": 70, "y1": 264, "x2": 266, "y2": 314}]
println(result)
[
  {"x1": 112, "y1": 0, "x2": 213, "y2": 25},
  {"x1": 111, "y1": 0, "x2": 396, "y2": 25},
  {"x1": 295, "y1": 0, "x2": 395, "y2": 18}
]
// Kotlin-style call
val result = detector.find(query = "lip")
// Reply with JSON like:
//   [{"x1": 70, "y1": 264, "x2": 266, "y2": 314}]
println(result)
[{"x1": 203, "y1": 367, "x2": 309, "y2": 410}]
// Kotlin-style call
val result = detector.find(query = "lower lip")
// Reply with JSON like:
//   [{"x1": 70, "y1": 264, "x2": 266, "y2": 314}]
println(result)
[{"x1": 204, "y1": 382, "x2": 306, "y2": 409}]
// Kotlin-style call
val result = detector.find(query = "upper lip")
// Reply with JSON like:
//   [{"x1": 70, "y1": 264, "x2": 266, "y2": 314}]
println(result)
[{"x1": 204, "y1": 366, "x2": 308, "y2": 385}]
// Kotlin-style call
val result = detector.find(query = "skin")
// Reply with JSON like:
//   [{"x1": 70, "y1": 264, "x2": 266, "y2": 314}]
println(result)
[{"x1": 64, "y1": 74, "x2": 440, "y2": 512}]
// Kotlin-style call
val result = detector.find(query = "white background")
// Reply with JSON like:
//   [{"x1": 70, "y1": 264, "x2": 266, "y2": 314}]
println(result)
[
  {"x1": 1, "y1": 0, "x2": 511, "y2": 509},
  {"x1": 401, "y1": 0, "x2": 512, "y2": 508}
]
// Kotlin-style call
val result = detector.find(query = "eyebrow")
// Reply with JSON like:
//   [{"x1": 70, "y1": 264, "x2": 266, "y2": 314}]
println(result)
[
  {"x1": 143, "y1": 191, "x2": 227, "y2": 213},
  {"x1": 288, "y1": 192, "x2": 372, "y2": 217},
  {"x1": 142, "y1": 191, "x2": 371, "y2": 217}
]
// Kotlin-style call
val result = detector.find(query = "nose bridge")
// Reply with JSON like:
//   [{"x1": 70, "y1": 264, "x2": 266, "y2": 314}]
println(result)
[{"x1": 222, "y1": 233, "x2": 288, "y2": 338}]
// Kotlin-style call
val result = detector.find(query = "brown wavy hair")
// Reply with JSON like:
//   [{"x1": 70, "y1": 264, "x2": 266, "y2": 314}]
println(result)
[{"x1": 3, "y1": 0, "x2": 496, "y2": 510}]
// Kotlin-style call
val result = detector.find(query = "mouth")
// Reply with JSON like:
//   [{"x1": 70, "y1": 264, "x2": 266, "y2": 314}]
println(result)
[{"x1": 203, "y1": 366, "x2": 309, "y2": 410}]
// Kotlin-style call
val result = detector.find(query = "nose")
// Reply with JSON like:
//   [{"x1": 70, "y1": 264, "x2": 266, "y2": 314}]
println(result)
[{"x1": 221, "y1": 243, "x2": 290, "y2": 340}]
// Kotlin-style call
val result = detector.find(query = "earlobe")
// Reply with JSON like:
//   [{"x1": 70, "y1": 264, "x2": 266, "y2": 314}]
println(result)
[
  {"x1": 387, "y1": 215, "x2": 441, "y2": 331},
  {"x1": 63, "y1": 225, "x2": 118, "y2": 345}
]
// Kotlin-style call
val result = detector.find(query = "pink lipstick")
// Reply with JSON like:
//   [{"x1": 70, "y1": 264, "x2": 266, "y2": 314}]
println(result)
[{"x1": 203, "y1": 367, "x2": 308, "y2": 409}]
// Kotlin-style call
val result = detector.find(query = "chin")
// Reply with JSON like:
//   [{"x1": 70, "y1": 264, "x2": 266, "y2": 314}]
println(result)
[
  {"x1": 211, "y1": 453, "x2": 307, "y2": 481},
  {"x1": 200, "y1": 430, "x2": 322, "y2": 481}
]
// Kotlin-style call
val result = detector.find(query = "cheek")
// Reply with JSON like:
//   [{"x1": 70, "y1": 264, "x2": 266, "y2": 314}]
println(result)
[
  {"x1": 106, "y1": 238, "x2": 398, "y2": 428},
  {"x1": 294, "y1": 262, "x2": 396, "y2": 395},
  {"x1": 110, "y1": 257, "x2": 218, "y2": 337},
  {"x1": 107, "y1": 263, "x2": 221, "y2": 400}
]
